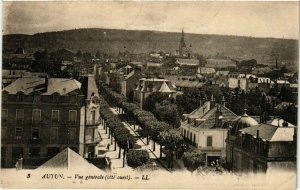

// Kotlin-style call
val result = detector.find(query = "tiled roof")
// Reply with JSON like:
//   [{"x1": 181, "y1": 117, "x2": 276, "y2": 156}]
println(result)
[
  {"x1": 175, "y1": 80, "x2": 204, "y2": 88},
  {"x1": 239, "y1": 124, "x2": 295, "y2": 142},
  {"x1": 3, "y1": 77, "x2": 45, "y2": 94},
  {"x1": 183, "y1": 103, "x2": 237, "y2": 130}
]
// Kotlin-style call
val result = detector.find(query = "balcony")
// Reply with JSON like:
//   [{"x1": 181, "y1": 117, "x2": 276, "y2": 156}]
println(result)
[{"x1": 28, "y1": 138, "x2": 42, "y2": 144}]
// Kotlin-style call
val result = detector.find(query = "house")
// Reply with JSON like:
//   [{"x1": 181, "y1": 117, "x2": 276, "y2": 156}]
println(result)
[
  {"x1": 1, "y1": 75, "x2": 101, "y2": 168},
  {"x1": 175, "y1": 58, "x2": 199, "y2": 66},
  {"x1": 226, "y1": 116, "x2": 296, "y2": 173},
  {"x1": 180, "y1": 98, "x2": 237, "y2": 165},
  {"x1": 121, "y1": 69, "x2": 145, "y2": 100},
  {"x1": 133, "y1": 78, "x2": 176, "y2": 109}
]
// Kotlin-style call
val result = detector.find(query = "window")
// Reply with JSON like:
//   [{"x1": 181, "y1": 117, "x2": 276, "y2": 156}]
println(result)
[
  {"x1": 68, "y1": 128, "x2": 76, "y2": 143},
  {"x1": 50, "y1": 128, "x2": 58, "y2": 142},
  {"x1": 15, "y1": 128, "x2": 22, "y2": 139},
  {"x1": 194, "y1": 134, "x2": 196, "y2": 143},
  {"x1": 91, "y1": 110, "x2": 96, "y2": 124},
  {"x1": 51, "y1": 110, "x2": 59, "y2": 123},
  {"x1": 32, "y1": 109, "x2": 41, "y2": 124},
  {"x1": 2, "y1": 128, "x2": 7, "y2": 140},
  {"x1": 12, "y1": 147, "x2": 23, "y2": 160},
  {"x1": 69, "y1": 110, "x2": 77, "y2": 123},
  {"x1": 29, "y1": 147, "x2": 41, "y2": 157},
  {"x1": 32, "y1": 128, "x2": 40, "y2": 140},
  {"x1": 16, "y1": 109, "x2": 24, "y2": 124},
  {"x1": 2, "y1": 109, "x2": 8, "y2": 122},
  {"x1": 207, "y1": 136, "x2": 213, "y2": 147}
]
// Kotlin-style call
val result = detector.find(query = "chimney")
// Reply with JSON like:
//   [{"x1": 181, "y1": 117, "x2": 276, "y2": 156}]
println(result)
[
  {"x1": 210, "y1": 95, "x2": 215, "y2": 108},
  {"x1": 221, "y1": 96, "x2": 226, "y2": 107}
]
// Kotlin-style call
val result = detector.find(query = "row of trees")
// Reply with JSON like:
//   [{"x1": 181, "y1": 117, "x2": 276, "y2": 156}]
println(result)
[
  {"x1": 98, "y1": 81, "x2": 185, "y2": 169},
  {"x1": 99, "y1": 96, "x2": 136, "y2": 167}
]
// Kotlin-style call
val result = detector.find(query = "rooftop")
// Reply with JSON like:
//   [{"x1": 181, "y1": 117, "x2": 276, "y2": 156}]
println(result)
[{"x1": 240, "y1": 123, "x2": 295, "y2": 142}]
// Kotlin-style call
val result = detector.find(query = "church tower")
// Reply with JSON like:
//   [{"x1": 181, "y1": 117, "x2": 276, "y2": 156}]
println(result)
[{"x1": 179, "y1": 29, "x2": 187, "y2": 56}]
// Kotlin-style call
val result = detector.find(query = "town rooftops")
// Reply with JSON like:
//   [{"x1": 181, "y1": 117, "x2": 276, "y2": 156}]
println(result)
[{"x1": 239, "y1": 123, "x2": 295, "y2": 142}]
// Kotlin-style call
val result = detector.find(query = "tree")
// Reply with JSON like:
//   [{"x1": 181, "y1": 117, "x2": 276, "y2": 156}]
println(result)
[
  {"x1": 153, "y1": 100, "x2": 180, "y2": 128},
  {"x1": 126, "y1": 150, "x2": 150, "y2": 168},
  {"x1": 143, "y1": 92, "x2": 170, "y2": 112},
  {"x1": 158, "y1": 129, "x2": 184, "y2": 168},
  {"x1": 149, "y1": 121, "x2": 170, "y2": 151},
  {"x1": 182, "y1": 151, "x2": 205, "y2": 173}
]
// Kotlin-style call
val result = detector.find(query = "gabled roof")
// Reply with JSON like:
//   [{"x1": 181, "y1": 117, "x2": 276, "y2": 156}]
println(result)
[
  {"x1": 198, "y1": 105, "x2": 237, "y2": 129},
  {"x1": 37, "y1": 148, "x2": 102, "y2": 172},
  {"x1": 159, "y1": 81, "x2": 173, "y2": 93},
  {"x1": 240, "y1": 124, "x2": 295, "y2": 142}
]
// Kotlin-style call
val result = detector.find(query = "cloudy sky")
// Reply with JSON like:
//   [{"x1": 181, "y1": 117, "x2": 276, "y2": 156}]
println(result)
[{"x1": 3, "y1": 1, "x2": 299, "y2": 39}]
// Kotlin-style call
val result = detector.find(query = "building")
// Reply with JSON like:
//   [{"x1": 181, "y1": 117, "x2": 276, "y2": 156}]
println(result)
[
  {"x1": 121, "y1": 69, "x2": 145, "y2": 100},
  {"x1": 177, "y1": 29, "x2": 192, "y2": 58},
  {"x1": 228, "y1": 77, "x2": 248, "y2": 91},
  {"x1": 175, "y1": 58, "x2": 199, "y2": 66},
  {"x1": 180, "y1": 98, "x2": 237, "y2": 165},
  {"x1": 226, "y1": 114, "x2": 296, "y2": 173},
  {"x1": 197, "y1": 67, "x2": 216, "y2": 75},
  {"x1": 205, "y1": 59, "x2": 237, "y2": 69},
  {"x1": 80, "y1": 75, "x2": 102, "y2": 158},
  {"x1": 133, "y1": 78, "x2": 176, "y2": 108},
  {"x1": 1, "y1": 75, "x2": 101, "y2": 168}
]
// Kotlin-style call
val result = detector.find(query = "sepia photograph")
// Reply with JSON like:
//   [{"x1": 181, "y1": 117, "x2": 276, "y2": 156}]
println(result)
[{"x1": 1, "y1": 1, "x2": 299, "y2": 189}]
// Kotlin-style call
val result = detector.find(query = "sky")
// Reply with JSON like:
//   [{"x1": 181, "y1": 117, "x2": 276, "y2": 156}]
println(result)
[{"x1": 3, "y1": 1, "x2": 299, "y2": 39}]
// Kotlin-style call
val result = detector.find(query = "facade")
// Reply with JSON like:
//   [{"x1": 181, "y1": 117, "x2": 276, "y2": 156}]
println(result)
[
  {"x1": 180, "y1": 99, "x2": 237, "y2": 165},
  {"x1": 1, "y1": 76, "x2": 101, "y2": 168},
  {"x1": 226, "y1": 115, "x2": 296, "y2": 173},
  {"x1": 121, "y1": 69, "x2": 145, "y2": 100},
  {"x1": 80, "y1": 75, "x2": 102, "y2": 158},
  {"x1": 133, "y1": 78, "x2": 176, "y2": 109}
]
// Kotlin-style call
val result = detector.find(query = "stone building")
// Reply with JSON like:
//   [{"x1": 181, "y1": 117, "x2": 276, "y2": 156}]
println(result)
[
  {"x1": 1, "y1": 76, "x2": 101, "y2": 168},
  {"x1": 226, "y1": 113, "x2": 296, "y2": 173}
]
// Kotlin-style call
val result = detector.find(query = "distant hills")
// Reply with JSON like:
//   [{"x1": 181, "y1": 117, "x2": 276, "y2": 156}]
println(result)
[{"x1": 3, "y1": 28, "x2": 298, "y2": 65}]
